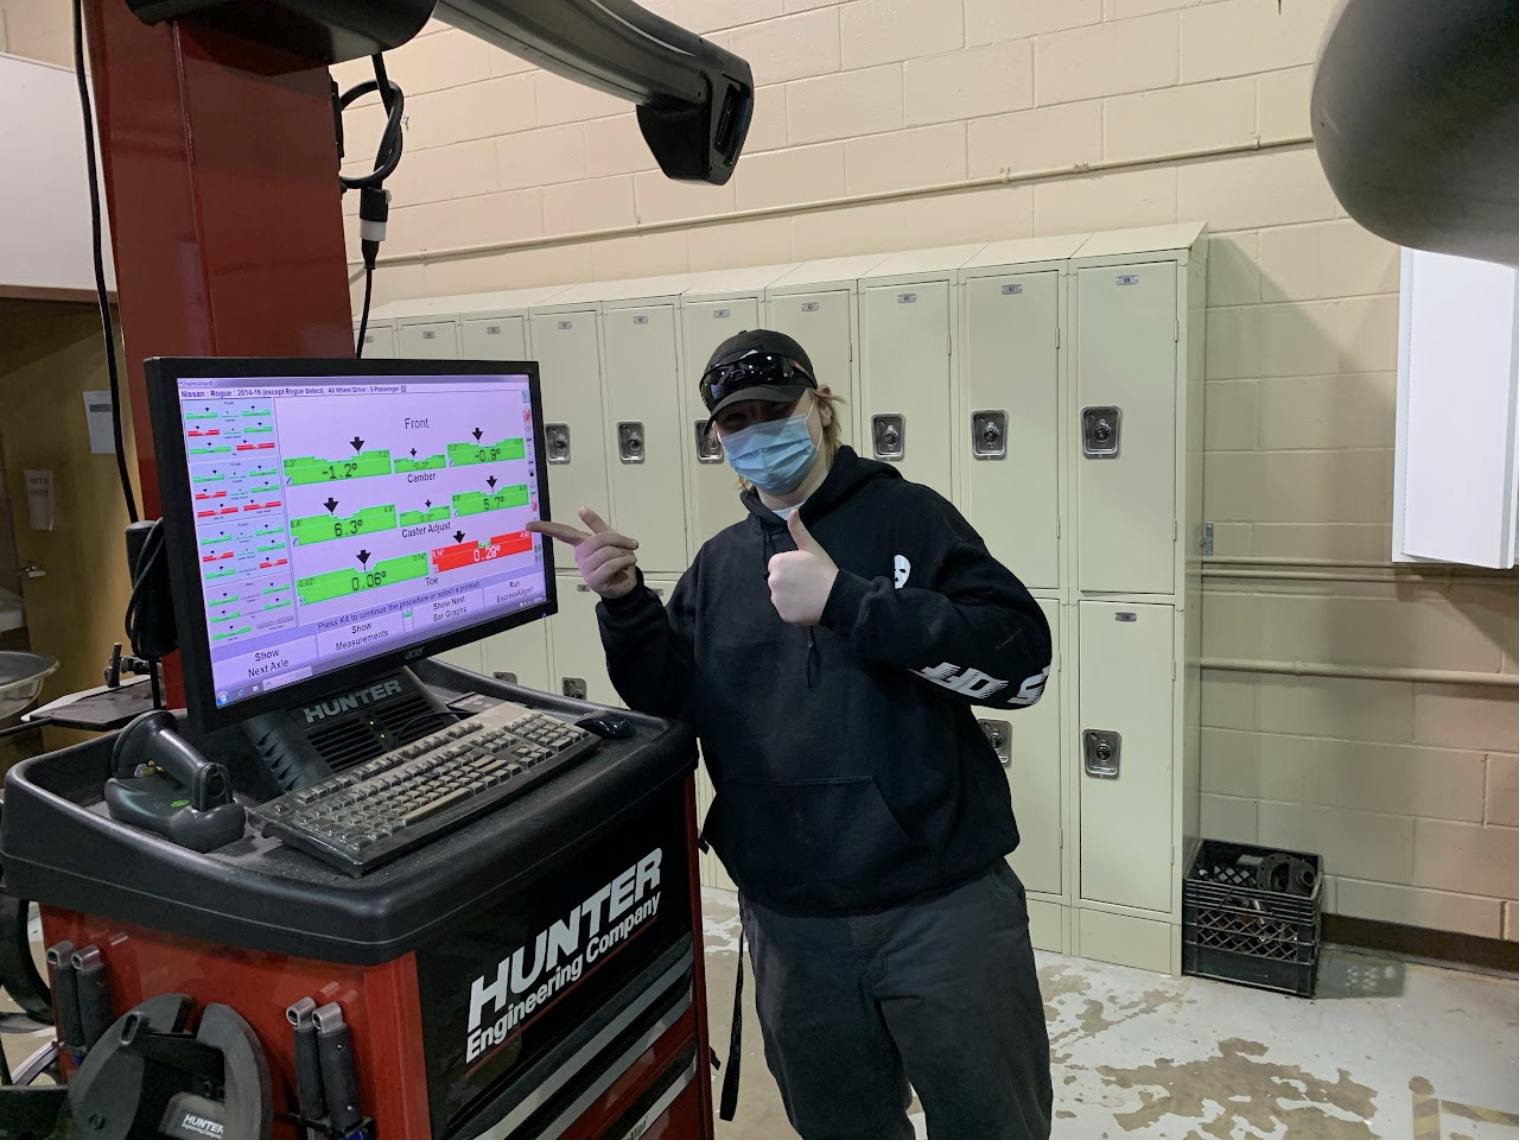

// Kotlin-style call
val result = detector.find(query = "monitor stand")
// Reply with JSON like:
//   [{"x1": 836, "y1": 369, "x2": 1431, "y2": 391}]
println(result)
[{"x1": 241, "y1": 667, "x2": 455, "y2": 792}]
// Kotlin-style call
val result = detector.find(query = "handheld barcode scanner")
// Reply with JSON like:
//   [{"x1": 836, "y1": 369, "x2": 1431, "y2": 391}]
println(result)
[{"x1": 104, "y1": 711, "x2": 246, "y2": 853}]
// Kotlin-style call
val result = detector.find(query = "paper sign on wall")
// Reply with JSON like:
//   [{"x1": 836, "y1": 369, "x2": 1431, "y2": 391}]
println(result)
[
  {"x1": 83, "y1": 390, "x2": 116, "y2": 454},
  {"x1": 25, "y1": 470, "x2": 54, "y2": 532}
]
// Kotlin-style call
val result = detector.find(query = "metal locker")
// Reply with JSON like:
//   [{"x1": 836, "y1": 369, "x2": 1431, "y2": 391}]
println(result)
[
  {"x1": 860, "y1": 281, "x2": 954, "y2": 495},
  {"x1": 981, "y1": 597, "x2": 1061, "y2": 896},
  {"x1": 355, "y1": 321, "x2": 396, "y2": 359},
  {"x1": 963, "y1": 272, "x2": 1060, "y2": 590},
  {"x1": 548, "y1": 575, "x2": 617, "y2": 706},
  {"x1": 434, "y1": 641, "x2": 484, "y2": 674},
  {"x1": 547, "y1": 575, "x2": 677, "y2": 706},
  {"x1": 600, "y1": 304, "x2": 689, "y2": 572},
  {"x1": 1075, "y1": 262, "x2": 1177, "y2": 594},
  {"x1": 766, "y1": 289, "x2": 856, "y2": 447},
  {"x1": 460, "y1": 315, "x2": 528, "y2": 359},
  {"x1": 1078, "y1": 600, "x2": 1174, "y2": 914},
  {"x1": 528, "y1": 310, "x2": 612, "y2": 533},
  {"x1": 681, "y1": 296, "x2": 759, "y2": 545},
  {"x1": 398, "y1": 319, "x2": 460, "y2": 359},
  {"x1": 480, "y1": 623, "x2": 551, "y2": 693}
]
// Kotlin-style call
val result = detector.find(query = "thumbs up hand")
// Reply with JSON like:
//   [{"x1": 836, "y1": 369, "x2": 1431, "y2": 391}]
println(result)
[{"x1": 767, "y1": 512, "x2": 839, "y2": 626}]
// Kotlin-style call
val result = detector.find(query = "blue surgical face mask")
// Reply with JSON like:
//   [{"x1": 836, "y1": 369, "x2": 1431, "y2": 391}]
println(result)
[{"x1": 723, "y1": 412, "x2": 818, "y2": 496}]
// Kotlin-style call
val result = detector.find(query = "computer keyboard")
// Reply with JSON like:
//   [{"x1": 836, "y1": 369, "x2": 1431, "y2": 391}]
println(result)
[{"x1": 253, "y1": 702, "x2": 600, "y2": 876}]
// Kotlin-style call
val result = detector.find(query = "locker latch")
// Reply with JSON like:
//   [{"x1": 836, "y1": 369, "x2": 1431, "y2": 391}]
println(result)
[
  {"x1": 1082, "y1": 730, "x2": 1121, "y2": 779},
  {"x1": 545, "y1": 423, "x2": 571, "y2": 464},
  {"x1": 872, "y1": 414, "x2": 905, "y2": 461},
  {"x1": 618, "y1": 422, "x2": 645, "y2": 464},
  {"x1": 694, "y1": 421, "x2": 724, "y2": 464},
  {"x1": 979, "y1": 719, "x2": 1012, "y2": 766},
  {"x1": 562, "y1": 678, "x2": 588, "y2": 700},
  {"x1": 492, "y1": 670, "x2": 518, "y2": 685},
  {"x1": 1081, "y1": 406, "x2": 1122, "y2": 459},
  {"x1": 971, "y1": 410, "x2": 1007, "y2": 460}
]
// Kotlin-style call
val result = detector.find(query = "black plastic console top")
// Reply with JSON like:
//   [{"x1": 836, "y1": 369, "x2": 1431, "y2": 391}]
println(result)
[{"x1": 0, "y1": 663, "x2": 697, "y2": 965}]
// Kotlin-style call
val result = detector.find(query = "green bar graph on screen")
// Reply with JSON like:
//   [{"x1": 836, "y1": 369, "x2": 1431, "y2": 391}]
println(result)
[
  {"x1": 453, "y1": 485, "x2": 529, "y2": 517},
  {"x1": 447, "y1": 438, "x2": 525, "y2": 467},
  {"x1": 296, "y1": 552, "x2": 429, "y2": 605},
  {"x1": 290, "y1": 504, "x2": 397, "y2": 546}
]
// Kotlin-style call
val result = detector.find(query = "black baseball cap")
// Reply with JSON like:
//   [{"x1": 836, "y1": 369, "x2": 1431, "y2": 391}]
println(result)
[{"x1": 700, "y1": 329, "x2": 817, "y2": 429}]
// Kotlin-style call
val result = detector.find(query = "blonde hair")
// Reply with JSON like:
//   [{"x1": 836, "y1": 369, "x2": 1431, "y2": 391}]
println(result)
[{"x1": 735, "y1": 389, "x2": 846, "y2": 492}]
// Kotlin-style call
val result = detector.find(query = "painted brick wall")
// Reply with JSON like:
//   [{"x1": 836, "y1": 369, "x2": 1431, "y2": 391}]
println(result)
[
  {"x1": 334, "y1": 0, "x2": 1517, "y2": 943},
  {"x1": 9, "y1": 0, "x2": 1513, "y2": 939}
]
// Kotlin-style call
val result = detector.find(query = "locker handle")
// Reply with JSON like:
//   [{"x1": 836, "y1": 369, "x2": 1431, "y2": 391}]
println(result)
[
  {"x1": 1081, "y1": 407, "x2": 1122, "y2": 459},
  {"x1": 872, "y1": 414, "x2": 905, "y2": 461},
  {"x1": 1082, "y1": 730, "x2": 1121, "y2": 779},
  {"x1": 618, "y1": 422, "x2": 645, "y2": 464},
  {"x1": 971, "y1": 410, "x2": 1007, "y2": 460},
  {"x1": 492, "y1": 670, "x2": 518, "y2": 685},
  {"x1": 979, "y1": 719, "x2": 1012, "y2": 766},
  {"x1": 562, "y1": 678, "x2": 588, "y2": 700},
  {"x1": 545, "y1": 423, "x2": 571, "y2": 464},
  {"x1": 694, "y1": 420, "x2": 724, "y2": 463}
]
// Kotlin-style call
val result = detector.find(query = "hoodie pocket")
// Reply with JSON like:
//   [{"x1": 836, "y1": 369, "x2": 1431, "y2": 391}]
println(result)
[{"x1": 710, "y1": 776, "x2": 928, "y2": 908}]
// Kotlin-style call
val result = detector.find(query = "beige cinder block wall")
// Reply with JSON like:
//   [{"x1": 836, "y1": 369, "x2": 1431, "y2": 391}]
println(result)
[
  {"x1": 333, "y1": 0, "x2": 1518, "y2": 943},
  {"x1": 16, "y1": 0, "x2": 1513, "y2": 939}
]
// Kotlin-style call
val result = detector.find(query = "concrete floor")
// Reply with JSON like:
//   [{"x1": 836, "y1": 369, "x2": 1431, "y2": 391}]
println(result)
[
  {"x1": 3, "y1": 895, "x2": 1516, "y2": 1139},
  {"x1": 700, "y1": 888, "x2": 1520, "y2": 1141}
]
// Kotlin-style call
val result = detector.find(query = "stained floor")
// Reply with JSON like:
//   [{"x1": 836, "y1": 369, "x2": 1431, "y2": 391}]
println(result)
[
  {"x1": 700, "y1": 888, "x2": 1520, "y2": 1141},
  {"x1": 3, "y1": 896, "x2": 1515, "y2": 1139}
]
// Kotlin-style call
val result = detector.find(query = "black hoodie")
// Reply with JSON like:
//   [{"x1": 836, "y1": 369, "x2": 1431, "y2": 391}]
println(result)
[{"x1": 596, "y1": 446, "x2": 1052, "y2": 915}]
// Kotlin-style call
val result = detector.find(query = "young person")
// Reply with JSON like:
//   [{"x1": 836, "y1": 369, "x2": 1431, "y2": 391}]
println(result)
[{"x1": 528, "y1": 329, "x2": 1054, "y2": 1139}]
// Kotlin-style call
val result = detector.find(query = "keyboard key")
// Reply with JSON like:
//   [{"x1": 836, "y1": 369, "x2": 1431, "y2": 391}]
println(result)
[{"x1": 401, "y1": 788, "x2": 471, "y2": 826}]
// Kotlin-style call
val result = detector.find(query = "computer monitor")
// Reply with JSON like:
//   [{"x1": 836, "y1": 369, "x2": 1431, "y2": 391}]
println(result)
[{"x1": 146, "y1": 358, "x2": 557, "y2": 732}]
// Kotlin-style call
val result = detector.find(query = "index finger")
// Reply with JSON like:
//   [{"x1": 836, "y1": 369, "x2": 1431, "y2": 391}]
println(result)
[
  {"x1": 579, "y1": 507, "x2": 612, "y2": 535},
  {"x1": 526, "y1": 518, "x2": 592, "y2": 546}
]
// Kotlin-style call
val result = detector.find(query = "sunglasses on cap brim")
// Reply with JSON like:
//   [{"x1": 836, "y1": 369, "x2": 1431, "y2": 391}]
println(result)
[{"x1": 699, "y1": 353, "x2": 816, "y2": 411}]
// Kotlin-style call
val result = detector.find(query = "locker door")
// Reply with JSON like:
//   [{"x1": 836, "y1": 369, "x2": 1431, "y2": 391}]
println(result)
[
  {"x1": 1075, "y1": 263, "x2": 1177, "y2": 595},
  {"x1": 767, "y1": 289, "x2": 856, "y2": 446},
  {"x1": 461, "y1": 316, "x2": 528, "y2": 359},
  {"x1": 980, "y1": 597, "x2": 1061, "y2": 896},
  {"x1": 398, "y1": 320, "x2": 459, "y2": 359},
  {"x1": 682, "y1": 298, "x2": 759, "y2": 546},
  {"x1": 861, "y1": 281, "x2": 952, "y2": 495},
  {"x1": 530, "y1": 311, "x2": 612, "y2": 532},
  {"x1": 1078, "y1": 601, "x2": 1174, "y2": 913},
  {"x1": 434, "y1": 641, "x2": 483, "y2": 674},
  {"x1": 356, "y1": 322, "x2": 396, "y2": 359},
  {"x1": 480, "y1": 623, "x2": 551, "y2": 692},
  {"x1": 964, "y1": 272, "x2": 1059, "y2": 590},
  {"x1": 601, "y1": 304, "x2": 688, "y2": 572},
  {"x1": 548, "y1": 575, "x2": 617, "y2": 705}
]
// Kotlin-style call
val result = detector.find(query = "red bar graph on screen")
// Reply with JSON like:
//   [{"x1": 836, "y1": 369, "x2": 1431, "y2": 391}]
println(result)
[{"x1": 429, "y1": 532, "x2": 533, "y2": 574}]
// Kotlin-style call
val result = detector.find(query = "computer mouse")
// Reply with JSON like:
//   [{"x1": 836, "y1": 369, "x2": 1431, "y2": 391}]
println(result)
[{"x1": 576, "y1": 713, "x2": 635, "y2": 740}]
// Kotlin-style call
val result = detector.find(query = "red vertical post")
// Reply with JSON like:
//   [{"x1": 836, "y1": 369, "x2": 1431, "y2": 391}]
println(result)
[{"x1": 85, "y1": 0, "x2": 354, "y2": 705}]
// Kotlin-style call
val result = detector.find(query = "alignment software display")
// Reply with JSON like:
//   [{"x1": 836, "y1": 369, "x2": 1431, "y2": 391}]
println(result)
[{"x1": 171, "y1": 371, "x2": 548, "y2": 709}]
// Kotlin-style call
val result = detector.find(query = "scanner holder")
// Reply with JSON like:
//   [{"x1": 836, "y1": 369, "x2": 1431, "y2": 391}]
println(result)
[
  {"x1": 68, "y1": 993, "x2": 273, "y2": 1140},
  {"x1": 104, "y1": 712, "x2": 246, "y2": 853}
]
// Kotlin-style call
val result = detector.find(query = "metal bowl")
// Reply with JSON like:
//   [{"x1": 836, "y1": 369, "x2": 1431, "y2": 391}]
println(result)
[{"x1": 0, "y1": 652, "x2": 59, "y2": 722}]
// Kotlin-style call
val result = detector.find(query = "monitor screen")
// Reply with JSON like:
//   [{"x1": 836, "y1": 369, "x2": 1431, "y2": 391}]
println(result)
[{"x1": 147, "y1": 359, "x2": 556, "y2": 731}]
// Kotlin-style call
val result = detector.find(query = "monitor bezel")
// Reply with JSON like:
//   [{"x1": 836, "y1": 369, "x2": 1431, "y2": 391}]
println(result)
[{"x1": 146, "y1": 356, "x2": 559, "y2": 734}]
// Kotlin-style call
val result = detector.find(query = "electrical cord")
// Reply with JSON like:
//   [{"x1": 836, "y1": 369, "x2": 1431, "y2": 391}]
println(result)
[
  {"x1": 123, "y1": 518, "x2": 169, "y2": 709},
  {"x1": 389, "y1": 709, "x2": 460, "y2": 743},
  {"x1": 72, "y1": 0, "x2": 138, "y2": 524},
  {"x1": 337, "y1": 55, "x2": 405, "y2": 358}
]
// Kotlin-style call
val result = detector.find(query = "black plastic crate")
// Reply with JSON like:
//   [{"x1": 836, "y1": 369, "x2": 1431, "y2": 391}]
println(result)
[{"x1": 1183, "y1": 839, "x2": 1323, "y2": 998}]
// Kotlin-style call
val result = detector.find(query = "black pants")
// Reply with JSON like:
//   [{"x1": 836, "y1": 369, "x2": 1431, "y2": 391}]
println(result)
[{"x1": 739, "y1": 863, "x2": 1053, "y2": 1140}]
